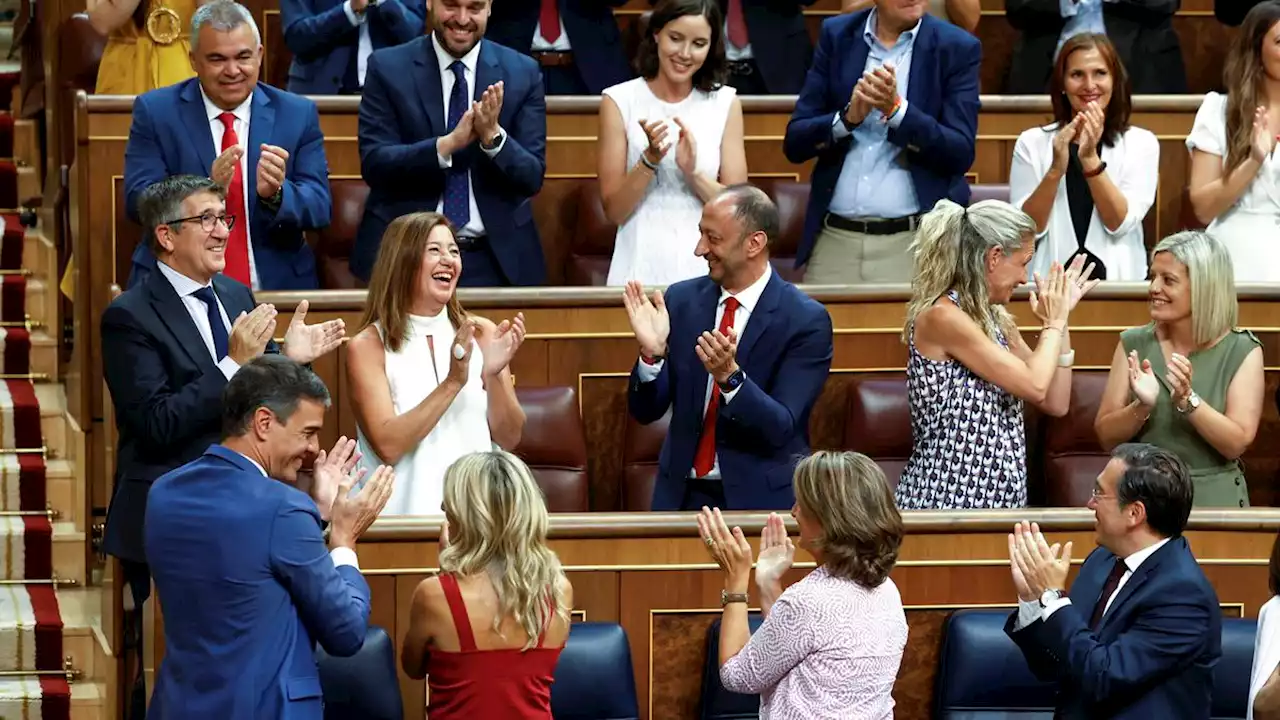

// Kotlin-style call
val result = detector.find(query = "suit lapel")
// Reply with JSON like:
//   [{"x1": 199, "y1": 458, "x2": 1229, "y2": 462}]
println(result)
[
  {"x1": 474, "y1": 41, "x2": 500, "y2": 103},
  {"x1": 685, "y1": 279, "x2": 721, "y2": 415},
  {"x1": 1097, "y1": 539, "x2": 1180, "y2": 633},
  {"x1": 415, "y1": 38, "x2": 446, "y2": 135},
  {"x1": 845, "y1": 14, "x2": 872, "y2": 102},
  {"x1": 179, "y1": 80, "x2": 217, "y2": 172},
  {"x1": 246, "y1": 87, "x2": 275, "y2": 229},
  {"x1": 211, "y1": 275, "x2": 250, "y2": 317},
  {"x1": 906, "y1": 16, "x2": 937, "y2": 112},
  {"x1": 736, "y1": 273, "x2": 781, "y2": 362},
  {"x1": 146, "y1": 268, "x2": 215, "y2": 373}
]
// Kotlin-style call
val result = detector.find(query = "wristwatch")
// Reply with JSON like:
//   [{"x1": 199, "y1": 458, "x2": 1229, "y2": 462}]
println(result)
[
  {"x1": 1039, "y1": 588, "x2": 1063, "y2": 608},
  {"x1": 1178, "y1": 391, "x2": 1202, "y2": 414},
  {"x1": 839, "y1": 103, "x2": 857, "y2": 131},
  {"x1": 718, "y1": 368, "x2": 745, "y2": 393},
  {"x1": 721, "y1": 589, "x2": 748, "y2": 607},
  {"x1": 481, "y1": 129, "x2": 506, "y2": 151}
]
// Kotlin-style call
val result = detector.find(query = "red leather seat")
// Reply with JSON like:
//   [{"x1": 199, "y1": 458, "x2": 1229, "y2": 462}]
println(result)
[
  {"x1": 1041, "y1": 372, "x2": 1111, "y2": 507},
  {"x1": 315, "y1": 178, "x2": 370, "y2": 289},
  {"x1": 512, "y1": 386, "x2": 589, "y2": 512},
  {"x1": 844, "y1": 376, "x2": 911, "y2": 490},
  {"x1": 622, "y1": 410, "x2": 670, "y2": 511}
]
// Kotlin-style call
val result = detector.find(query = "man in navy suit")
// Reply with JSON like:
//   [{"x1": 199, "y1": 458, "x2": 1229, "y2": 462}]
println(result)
[
  {"x1": 101, "y1": 175, "x2": 345, "y2": 719},
  {"x1": 280, "y1": 0, "x2": 425, "y2": 95},
  {"x1": 146, "y1": 355, "x2": 394, "y2": 719},
  {"x1": 354, "y1": 0, "x2": 546, "y2": 286},
  {"x1": 783, "y1": 0, "x2": 979, "y2": 284},
  {"x1": 123, "y1": 0, "x2": 333, "y2": 291},
  {"x1": 1006, "y1": 443, "x2": 1222, "y2": 719},
  {"x1": 487, "y1": 0, "x2": 630, "y2": 95},
  {"x1": 625, "y1": 185, "x2": 834, "y2": 511}
]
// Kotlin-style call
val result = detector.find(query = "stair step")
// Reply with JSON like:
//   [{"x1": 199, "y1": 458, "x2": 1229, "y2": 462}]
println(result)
[
  {"x1": 21, "y1": 226, "x2": 53, "y2": 283},
  {"x1": 71, "y1": 682, "x2": 104, "y2": 720},
  {"x1": 23, "y1": 329, "x2": 56, "y2": 381},
  {"x1": 52, "y1": 522, "x2": 85, "y2": 586},
  {"x1": 34, "y1": 383, "x2": 71, "y2": 470},
  {"x1": 23, "y1": 277, "x2": 50, "y2": 330},
  {"x1": 12, "y1": 119, "x2": 35, "y2": 172},
  {"x1": 14, "y1": 164, "x2": 32, "y2": 206},
  {"x1": 44, "y1": 460, "x2": 80, "y2": 532},
  {"x1": 56, "y1": 587, "x2": 101, "y2": 683}
]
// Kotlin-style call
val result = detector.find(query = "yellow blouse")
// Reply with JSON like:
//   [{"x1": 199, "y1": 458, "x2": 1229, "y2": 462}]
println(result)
[{"x1": 94, "y1": 0, "x2": 198, "y2": 95}]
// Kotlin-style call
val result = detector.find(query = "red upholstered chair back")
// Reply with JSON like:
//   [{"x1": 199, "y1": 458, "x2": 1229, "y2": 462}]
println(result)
[
  {"x1": 315, "y1": 178, "x2": 370, "y2": 289},
  {"x1": 512, "y1": 386, "x2": 590, "y2": 512},
  {"x1": 755, "y1": 178, "x2": 805, "y2": 283},
  {"x1": 968, "y1": 184, "x2": 1011, "y2": 205},
  {"x1": 1042, "y1": 372, "x2": 1110, "y2": 507},
  {"x1": 844, "y1": 376, "x2": 912, "y2": 490},
  {"x1": 622, "y1": 410, "x2": 670, "y2": 511}
]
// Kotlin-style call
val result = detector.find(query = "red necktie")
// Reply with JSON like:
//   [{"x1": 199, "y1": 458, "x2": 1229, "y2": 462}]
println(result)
[
  {"x1": 539, "y1": 0, "x2": 561, "y2": 43},
  {"x1": 692, "y1": 296, "x2": 740, "y2": 478},
  {"x1": 1088, "y1": 558, "x2": 1128, "y2": 630},
  {"x1": 726, "y1": 0, "x2": 749, "y2": 48},
  {"x1": 217, "y1": 112, "x2": 251, "y2": 286}
]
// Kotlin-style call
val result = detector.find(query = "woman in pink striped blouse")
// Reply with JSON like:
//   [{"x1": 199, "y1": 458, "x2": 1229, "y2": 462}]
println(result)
[{"x1": 696, "y1": 451, "x2": 909, "y2": 719}]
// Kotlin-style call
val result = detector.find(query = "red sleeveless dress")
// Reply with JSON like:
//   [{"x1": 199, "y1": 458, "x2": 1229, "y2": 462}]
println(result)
[{"x1": 425, "y1": 573, "x2": 562, "y2": 719}]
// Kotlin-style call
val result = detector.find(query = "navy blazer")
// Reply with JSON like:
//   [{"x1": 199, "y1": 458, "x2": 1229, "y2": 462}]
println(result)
[
  {"x1": 100, "y1": 270, "x2": 275, "y2": 564},
  {"x1": 123, "y1": 79, "x2": 333, "y2": 290},
  {"x1": 487, "y1": 0, "x2": 630, "y2": 94},
  {"x1": 146, "y1": 445, "x2": 371, "y2": 720},
  {"x1": 354, "y1": 37, "x2": 547, "y2": 284},
  {"x1": 281, "y1": 0, "x2": 426, "y2": 94},
  {"x1": 628, "y1": 272, "x2": 834, "y2": 510},
  {"x1": 1006, "y1": 537, "x2": 1223, "y2": 719},
  {"x1": 783, "y1": 11, "x2": 980, "y2": 266}
]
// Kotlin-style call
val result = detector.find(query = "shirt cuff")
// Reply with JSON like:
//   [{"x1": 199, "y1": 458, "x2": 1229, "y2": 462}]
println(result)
[
  {"x1": 480, "y1": 127, "x2": 508, "y2": 157},
  {"x1": 1043, "y1": 596, "x2": 1071, "y2": 619},
  {"x1": 217, "y1": 355, "x2": 241, "y2": 381},
  {"x1": 330, "y1": 546, "x2": 360, "y2": 570},
  {"x1": 343, "y1": 0, "x2": 366, "y2": 25},
  {"x1": 635, "y1": 356, "x2": 663, "y2": 382},
  {"x1": 886, "y1": 99, "x2": 908, "y2": 129},
  {"x1": 1015, "y1": 598, "x2": 1041, "y2": 630},
  {"x1": 1059, "y1": 0, "x2": 1079, "y2": 17},
  {"x1": 437, "y1": 148, "x2": 453, "y2": 168},
  {"x1": 831, "y1": 112, "x2": 854, "y2": 141},
  {"x1": 722, "y1": 385, "x2": 742, "y2": 404}
]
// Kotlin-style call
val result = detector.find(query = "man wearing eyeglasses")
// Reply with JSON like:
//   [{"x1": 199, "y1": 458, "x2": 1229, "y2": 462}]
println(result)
[{"x1": 99, "y1": 174, "x2": 347, "y2": 720}]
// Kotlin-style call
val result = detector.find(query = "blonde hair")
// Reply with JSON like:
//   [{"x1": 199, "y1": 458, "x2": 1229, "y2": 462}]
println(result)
[
  {"x1": 904, "y1": 199, "x2": 1037, "y2": 342},
  {"x1": 1151, "y1": 231, "x2": 1238, "y2": 346},
  {"x1": 359, "y1": 212, "x2": 468, "y2": 353},
  {"x1": 439, "y1": 451, "x2": 569, "y2": 651},
  {"x1": 793, "y1": 451, "x2": 903, "y2": 588}
]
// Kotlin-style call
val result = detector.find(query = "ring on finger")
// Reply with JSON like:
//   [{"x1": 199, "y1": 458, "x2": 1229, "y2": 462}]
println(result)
[{"x1": 704, "y1": 536, "x2": 715, "y2": 548}]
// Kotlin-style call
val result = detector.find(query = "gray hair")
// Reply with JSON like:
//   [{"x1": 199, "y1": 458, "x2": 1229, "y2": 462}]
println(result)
[
  {"x1": 1150, "y1": 230, "x2": 1238, "y2": 346},
  {"x1": 905, "y1": 199, "x2": 1037, "y2": 341},
  {"x1": 190, "y1": 0, "x2": 261, "y2": 51},
  {"x1": 221, "y1": 355, "x2": 331, "y2": 439},
  {"x1": 137, "y1": 175, "x2": 225, "y2": 254},
  {"x1": 719, "y1": 184, "x2": 779, "y2": 250}
]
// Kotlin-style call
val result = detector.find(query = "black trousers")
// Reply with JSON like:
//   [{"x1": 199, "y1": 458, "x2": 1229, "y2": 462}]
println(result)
[
  {"x1": 679, "y1": 477, "x2": 727, "y2": 511},
  {"x1": 121, "y1": 559, "x2": 150, "y2": 720}
]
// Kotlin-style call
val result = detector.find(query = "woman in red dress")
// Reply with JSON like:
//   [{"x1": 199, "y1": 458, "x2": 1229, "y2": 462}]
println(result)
[{"x1": 400, "y1": 450, "x2": 574, "y2": 718}]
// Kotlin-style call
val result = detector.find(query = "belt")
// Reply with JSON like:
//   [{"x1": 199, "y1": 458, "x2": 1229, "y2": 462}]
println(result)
[
  {"x1": 532, "y1": 51, "x2": 574, "y2": 68},
  {"x1": 145, "y1": 6, "x2": 182, "y2": 45},
  {"x1": 727, "y1": 60, "x2": 756, "y2": 76},
  {"x1": 824, "y1": 212, "x2": 922, "y2": 236},
  {"x1": 455, "y1": 235, "x2": 488, "y2": 251}
]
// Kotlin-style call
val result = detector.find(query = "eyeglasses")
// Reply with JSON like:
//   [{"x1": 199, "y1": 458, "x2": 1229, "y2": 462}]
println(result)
[{"x1": 165, "y1": 213, "x2": 236, "y2": 233}]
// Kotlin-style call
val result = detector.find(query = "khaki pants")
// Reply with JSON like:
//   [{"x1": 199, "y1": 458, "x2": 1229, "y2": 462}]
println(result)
[{"x1": 804, "y1": 221, "x2": 917, "y2": 284}]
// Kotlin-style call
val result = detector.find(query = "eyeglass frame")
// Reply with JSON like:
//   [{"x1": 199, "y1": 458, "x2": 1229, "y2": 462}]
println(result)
[{"x1": 163, "y1": 212, "x2": 237, "y2": 233}]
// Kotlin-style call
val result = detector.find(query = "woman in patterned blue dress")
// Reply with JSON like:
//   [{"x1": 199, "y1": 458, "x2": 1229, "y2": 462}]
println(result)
[{"x1": 896, "y1": 200, "x2": 1101, "y2": 509}]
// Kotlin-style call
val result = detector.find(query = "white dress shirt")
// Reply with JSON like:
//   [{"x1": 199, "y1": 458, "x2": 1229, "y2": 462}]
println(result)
[
  {"x1": 723, "y1": 17, "x2": 753, "y2": 62},
  {"x1": 1009, "y1": 123, "x2": 1158, "y2": 281},
  {"x1": 229, "y1": 448, "x2": 359, "y2": 570},
  {"x1": 156, "y1": 261, "x2": 241, "y2": 381},
  {"x1": 635, "y1": 265, "x2": 773, "y2": 479},
  {"x1": 531, "y1": 15, "x2": 571, "y2": 52},
  {"x1": 1015, "y1": 537, "x2": 1171, "y2": 629},
  {"x1": 430, "y1": 35, "x2": 508, "y2": 239},
  {"x1": 342, "y1": 0, "x2": 386, "y2": 87},
  {"x1": 1248, "y1": 595, "x2": 1280, "y2": 720},
  {"x1": 199, "y1": 87, "x2": 261, "y2": 290}
]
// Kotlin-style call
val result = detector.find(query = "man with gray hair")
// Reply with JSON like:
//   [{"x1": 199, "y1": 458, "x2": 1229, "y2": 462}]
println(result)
[{"x1": 123, "y1": 0, "x2": 332, "y2": 291}]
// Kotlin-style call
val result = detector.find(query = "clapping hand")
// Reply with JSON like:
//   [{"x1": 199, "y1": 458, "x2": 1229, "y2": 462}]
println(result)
[
  {"x1": 639, "y1": 119, "x2": 671, "y2": 166},
  {"x1": 447, "y1": 320, "x2": 476, "y2": 388},
  {"x1": 311, "y1": 436, "x2": 362, "y2": 522},
  {"x1": 1050, "y1": 115, "x2": 1082, "y2": 177},
  {"x1": 227, "y1": 303, "x2": 277, "y2": 365},
  {"x1": 755, "y1": 512, "x2": 795, "y2": 588},
  {"x1": 674, "y1": 117, "x2": 697, "y2": 177},
  {"x1": 1076, "y1": 101, "x2": 1106, "y2": 169},
  {"x1": 1167, "y1": 352, "x2": 1194, "y2": 410},
  {"x1": 858, "y1": 62, "x2": 899, "y2": 118},
  {"x1": 256, "y1": 144, "x2": 288, "y2": 199},
  {"x1": 1028, "y1": 262, "x2": 1071, "y2": 328},
  {"x1": 479, "y1": 312, "x2": 526, "y2": 379},
  {"x1": 1061, "y1": 253, "x2": 1101, "y2": 311},
  {"x1": 472, "y1": 82, "x2": 504, "y2": 145},
  {"x1": 282, "y1": 299, "x2": 346, "y2": 364},
  {"x1": 623, "y1": 280, "x2": 670, "y2": 360},
  {"x1": 328, "y1": 463, "x2": 394, "y2": 549},
  {"x1": 210, "y1": 145, "x2": 243, "y2": 188},
  {"x1": 696, "y1": 327, "x2": 738, "y2": 385},
  {"x1": 1010, "y1": 521, "x2": 1072, "y2": 598},
  {"x1": 1127, "y1": 350, "x2": 1159, "y2": 407},
  {"x1": 1251, "y1": 105, "x2": 1278, "y2": 163},
  {"x1": 697, "y1": 506, "x2": 754, "y2": 591}
]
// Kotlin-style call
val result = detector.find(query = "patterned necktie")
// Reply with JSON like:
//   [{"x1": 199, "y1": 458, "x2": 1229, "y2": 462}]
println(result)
[
  {"x1": 692, "y1": 296, "x2": 740, "y2": 478},
  {"x1": 1088, "y1": 558, "x2": 1129, "y2": 630},
  {"x1": 443, "y1": 61, "x2": 471, "y2": 230},
  {"x1": 539, "y1": 0, "x2": 561, "y2": 43},
  {"x1": 216, "y1": 112, "x2": 251, "y2": 285},
  {"x1": 191, "y1": 286, "x2": 229, "y2": 361}
]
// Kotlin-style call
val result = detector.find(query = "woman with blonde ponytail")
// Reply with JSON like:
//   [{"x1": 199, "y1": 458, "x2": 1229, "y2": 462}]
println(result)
[
  {"x1": 400, "y1": 451, "x2": 573, "y2": 719},
  {"x1": 896, "y1": 199, "x2": 1099, "y2": 509}
]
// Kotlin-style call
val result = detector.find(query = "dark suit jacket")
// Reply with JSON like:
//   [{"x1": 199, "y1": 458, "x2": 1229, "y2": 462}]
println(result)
[
  {"x1": 627, "y1": 272, "x2": 833, "y2": 510},
  {"x1": 146, "y1": 445, "x2": 371, "y2": 720},
  {"x1": 1005, "y1": 0, "x2": 1186, "y2": 94},
  {"x1": 1005, "y1": 537, "x2": 1222, "y2": 719},
  {"x1": 1214, "y1": 0, "x2": 1263, "y2": 25},
  {"x1": 123, "y1": 79, "x2": 333, "y2": 291},
  {"x1": 100, "y1": 270, "x2": 276, "y2": 564},
  {"x1": 281, "y1": 0, "x2": 426, "y2": 94},
  {"x1": 354, "y1": 37, "x2": 547, "y2": 284},
  {"x1": 783, "y1": 12, "x2": 980, "y2": 266},
  {"x1": 487, "y1": 0, "x2": 630, "y2": 94}
]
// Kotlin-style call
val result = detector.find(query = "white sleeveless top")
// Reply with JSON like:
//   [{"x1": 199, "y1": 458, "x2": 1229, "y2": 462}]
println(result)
[
  {"x1": 602, "y1": 77, "x2": 736, "y2": 286},
  {"x1": 356, "y1": 312, "x2": 493, "y2": 516}
]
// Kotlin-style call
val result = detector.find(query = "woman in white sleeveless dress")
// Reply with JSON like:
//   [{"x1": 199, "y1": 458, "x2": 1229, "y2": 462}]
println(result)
[
  {"x1": 597, "y1": 0, "x2": 747, "y2": 287},
  {"x1": 1186, "y1": 3, "x2": 1280, "y2": 283},
  {"x1": 345, "y1": 213, "x2": 527, "y2": 516}
]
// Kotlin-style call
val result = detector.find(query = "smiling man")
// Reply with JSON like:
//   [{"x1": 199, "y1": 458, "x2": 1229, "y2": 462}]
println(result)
[
  {"x1": 123, "y1": 0, "x2": 333, "y2": 291},
  {"x1": 353, "y1": 0, "x2": 547, "y2": 287}
]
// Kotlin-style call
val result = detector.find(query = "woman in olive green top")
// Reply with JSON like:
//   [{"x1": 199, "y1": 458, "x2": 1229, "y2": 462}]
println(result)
[{"x1": 1095, "y1": 230, "x2": 1264, "y2": 507}]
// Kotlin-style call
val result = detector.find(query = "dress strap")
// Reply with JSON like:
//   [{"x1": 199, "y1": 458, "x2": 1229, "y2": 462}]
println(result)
[{"x1": 438, "y1": 574, "x2": 478, "y2": 652}]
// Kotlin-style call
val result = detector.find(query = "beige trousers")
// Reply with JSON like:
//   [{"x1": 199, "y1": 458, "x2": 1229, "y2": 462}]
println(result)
[{"x1": 803, "y1": 222, "x2": 917, "y2": 284}]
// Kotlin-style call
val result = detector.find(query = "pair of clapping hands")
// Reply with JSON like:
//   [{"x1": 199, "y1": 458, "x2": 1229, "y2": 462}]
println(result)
[
  {"x1": 696, "y1": 508, "x2": 796, "y2": 592},
  {"x1": 210, "y1": 143, "x2": 290, "y2": 200},
  {"x1": 439, "y1": 81, "x2": 507, "y2": 157},
  {"x1": 437, "y1": 312, "x2": 528, "y2": 388},
  {"x1": 1126, "y1": 350, "x2": 1194, "y2": 411},
  {"x1": 233, "y1": 299, "x2": 347, "y2": 366},
  {"x1": 845, "y1": 62, "x2": 901, "y2": 127},
  {"x1": 304, "y1": 437, "x2": 395, "y2": 547},
  {"x1": 622, "y1": 281, "x2": 738, "y2": 384},
  {"x1": 1048, "y1": 101, "x2": 1107, "y2": 176},
  {"x1": 638, "y1": 116, "x2": 698, "y2": 177}
]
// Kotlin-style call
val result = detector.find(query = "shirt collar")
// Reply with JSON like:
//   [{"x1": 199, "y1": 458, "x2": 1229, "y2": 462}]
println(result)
[
  {"x1": 431, "y1": 33, "x2": 482, "y2": 77},
  {"x1": 200, "y1": 84, "x2": 253, "y2": 125},
  {"x1": 719, "y1": 264, "x2": 772, "y2": 315},
  {"x1": 864, "y1": 9, "x2": 921, "y2": 49},
  {"x1": 1121, "y1": 537, "x2": 1171, "y2": 574},
  {"x1": 230, "y1": 449, "x2": 268, "y2": 477},
  {"x1": 156, "y1": 259, "x2": 213, "y2": 299}
]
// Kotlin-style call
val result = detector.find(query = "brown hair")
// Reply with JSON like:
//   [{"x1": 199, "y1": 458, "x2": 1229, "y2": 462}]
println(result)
[
  {"x1": 792, "y1": 451, "x2": 904, "y2": 589},
  {"x1": 634, "y1": 0, "x2": 727, "y2": 93},
  {"x1": 1048, "y1": 33, "x2": 1131, "y2": 147},
  {"x1": 1223, "y1": 2, "x2": 1280, "y2": 171},
  {"x1": 359, "y1": 212, "x2": 467, "y2": 353}
]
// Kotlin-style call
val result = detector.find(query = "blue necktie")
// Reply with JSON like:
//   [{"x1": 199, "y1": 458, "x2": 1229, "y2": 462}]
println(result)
[
  {"x1": 444, "y1": 60, "x2": 471, "y2": 229},
  {"x1": 192, "y1": 286, "x2": 229, "y2": 361}
]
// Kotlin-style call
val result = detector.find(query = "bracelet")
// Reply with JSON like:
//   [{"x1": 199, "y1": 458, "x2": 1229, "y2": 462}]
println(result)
[
  {"x1": 640, "y1": 154, "x2": 659, "y2": 172},
  {"x1": 1041, "y1": 324, "x2": 1065, "y2": 334},
  {"x1": 1083, "y1": 161, "x2": 1107, "y2": 179},
  {"x1": 882, "y1": 97, "x2": 903, "y2": 124},
  {"x1": 1057, "y1": 350, "x2": 1075, "y2": 368}
]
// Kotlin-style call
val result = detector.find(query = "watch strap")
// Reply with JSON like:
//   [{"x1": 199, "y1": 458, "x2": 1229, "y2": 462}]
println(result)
[{"x1": 721, "y1": 590, "x2": 748, "y2": 607}]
